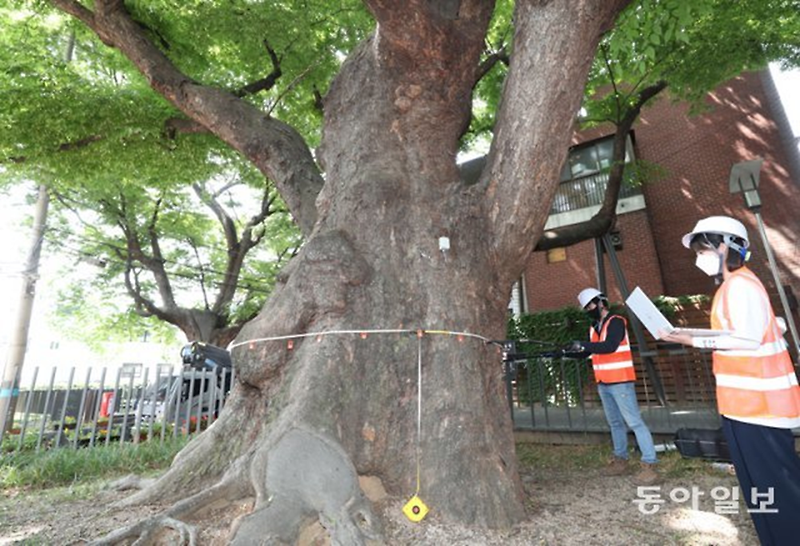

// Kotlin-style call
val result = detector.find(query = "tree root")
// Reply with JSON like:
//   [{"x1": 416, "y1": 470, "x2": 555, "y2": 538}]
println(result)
[
  {"x1": 164, "y1": 470, "x2": 252, "y2": 522},
  {"x1": 115, "y1": 388, "x2": 265, "y2": 509},
  {"x1": 107, "y1": 474, "x2": 156, "y2": 492},
  {"x1": 231, "y1": 427, "x2": 381, "y2": 545},
  {"x1": 89, "y1": 515, "x2": 197, "y2": 546},
  {"x1": 90, "y1": 426, "x2": 380, "y2": 545},
  {"x1": 93, "y1": 473, "x2": 251, "y2": 545}
]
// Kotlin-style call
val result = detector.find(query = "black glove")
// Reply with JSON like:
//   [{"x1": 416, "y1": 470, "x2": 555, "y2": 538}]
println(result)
[{"x1": 563, "y1": 340, "x2": 584, "y2": 353}]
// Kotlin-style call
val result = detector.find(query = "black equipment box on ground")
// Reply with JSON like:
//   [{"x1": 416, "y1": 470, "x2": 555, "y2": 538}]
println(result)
[{"x1": 674, "y1": 427, "x2": 731, "y2": 462}]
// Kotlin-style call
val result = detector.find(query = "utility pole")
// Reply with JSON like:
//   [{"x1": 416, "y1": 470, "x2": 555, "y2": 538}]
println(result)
[
  {"x1": 0, "y1": 185, "x2": 50, "y2": 435},
  {"x1": 0, "y1": 32, "x2": 71, "y2": 439},
  {"x1": 729, "y1": 159, "x2": 800, "y2": 358}
]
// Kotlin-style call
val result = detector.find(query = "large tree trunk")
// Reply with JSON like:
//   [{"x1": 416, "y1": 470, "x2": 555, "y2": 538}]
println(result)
[{"x1": 54, "y1": 0, "x2": 630, "y2": 543}]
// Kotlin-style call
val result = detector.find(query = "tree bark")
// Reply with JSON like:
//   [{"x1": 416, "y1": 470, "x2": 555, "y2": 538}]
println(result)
[{"x1": 53, "y1": 0, "x2": 631, "y2": 542}]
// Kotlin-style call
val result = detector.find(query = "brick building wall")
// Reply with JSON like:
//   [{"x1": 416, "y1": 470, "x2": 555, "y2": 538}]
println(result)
[
  {"x1": 637, "y1": 70, "x2": 800, "y2": 300},
  {"x1": 523, "y1": 70, "x2": 800, "y2": 320}
]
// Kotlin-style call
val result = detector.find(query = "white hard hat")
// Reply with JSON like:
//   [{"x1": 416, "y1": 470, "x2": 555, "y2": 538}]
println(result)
[
  {"x1": 577, "y1": 287, "x2": 605, "y2": 309},
  {"x1": 681, "y1": 216, "x2": 749, "y2": 249}
]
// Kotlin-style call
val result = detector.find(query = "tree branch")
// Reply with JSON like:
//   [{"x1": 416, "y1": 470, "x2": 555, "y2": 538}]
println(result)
[
  {"x1": 192, "y1": 181, "x2": 276, "y2": 314},
  {"x1": 191, "y1": 182, "x2": 242, "y2": 312},
  {"x1": 600, "y1": 43, "x2": 623, "y2": 124},
  {"x1": 6, "y1": 134, "x2": 106, "y2": 164},
  {"x1": 312, "y1": 85, "x2": 324, "y2": 113},
  {"x1": 214, "y1": 185, "x2": 277, "y2": 311},
  {"x1": 163, "y1": 117, "x2": 208, "y2": 138},
  {"x1": 234, "y1": 40, "x2": 282, "y2": 97},
  {"x1": 535, "y1": 80, "x2": 667, "y2": 251},
  {"x1": 479, "y1": 0, "x2": 633, "y2": 284},
  {"x1": 49, "y1": 0, "x2": 97, "y2": 33},
  {"x1": 107, "y1": 192, "x2": 177, "y2": 312},
  {"x1": 58, "y1": 134, "x2": 105, "y2": 152},
  {"x1": 143, "y1": 196, "x2": 179, "y2": 309},
  {"x1": 474, "y1": 44, "x2": 509, "y2": 85},
  {"x1": 265, "y1": 56, "x2": 321, "y2": 118},
  {"x1": 188, "y1": 238, "x2": 211, "y2": 310},
  {"x1": 51, "y1": 0, "x2": 324, "y2": 236},
  {"x1": 193, "y1": 182, "x2": 239, "y2": 252},
  {"x1": 121, "y1": 258, "x2": 164, "y2": 320}
]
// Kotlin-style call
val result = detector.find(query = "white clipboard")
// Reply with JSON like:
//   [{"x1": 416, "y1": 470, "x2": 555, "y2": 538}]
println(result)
[{"x1": 625, "y1": 287, "x2": 731, "y2": 340}]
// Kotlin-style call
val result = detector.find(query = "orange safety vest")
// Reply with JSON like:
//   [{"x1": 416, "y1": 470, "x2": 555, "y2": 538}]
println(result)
[
  {"x1": 590, "y1": 315, "x2": 636, "y2": 383},
  {"x1": 711, "y1": 267, "x2": 800, "y2": 419}
]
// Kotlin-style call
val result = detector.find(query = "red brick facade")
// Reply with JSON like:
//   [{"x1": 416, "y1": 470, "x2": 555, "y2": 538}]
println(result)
[{"x1": 523, "y1": 70, "x2": 800, "y2": 319}]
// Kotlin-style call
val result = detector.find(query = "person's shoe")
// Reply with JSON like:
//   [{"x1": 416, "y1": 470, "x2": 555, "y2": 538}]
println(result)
[
  {"x1": 604, "y1": 457, "x2": 630, "y2": 476},
  {"x1": 633, "y1": 462, "x2": 661, "y2": 486}
]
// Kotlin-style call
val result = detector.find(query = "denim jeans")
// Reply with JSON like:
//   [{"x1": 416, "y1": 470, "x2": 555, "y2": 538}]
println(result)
[{"x1": 597, "y1": 381, "x2": 657, "y2": 464}]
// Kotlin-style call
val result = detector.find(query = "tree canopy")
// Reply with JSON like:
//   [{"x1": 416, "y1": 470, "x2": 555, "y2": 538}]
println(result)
[
  {"x1": 47, "y1": 171, "x2": 301, "y2": 346},
  {"x1": 4, "y1": 0, "x2": 799, "y2": 209},
  {"x1": 0, "y1": 2, "x2": 362, "y2": 343},
  {"x1": 2, "y1": 0, "x2": 799, "y2": 334}
]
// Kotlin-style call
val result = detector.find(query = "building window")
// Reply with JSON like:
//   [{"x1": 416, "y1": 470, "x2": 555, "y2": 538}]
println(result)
[{"x1": 550, "y1": 134, "x2": 640, "y2": 214}]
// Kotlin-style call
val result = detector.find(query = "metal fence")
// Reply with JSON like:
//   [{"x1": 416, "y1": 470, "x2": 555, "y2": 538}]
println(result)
[
  {"x1": 1, "y1": 363, "x2": 234, "y2": 453},
  {"x1": 3, "y1": 344, "x2": 727, "y2": 452},
  {"x1": 505, "y1": 344, "x2": 722, "y2": 434}
]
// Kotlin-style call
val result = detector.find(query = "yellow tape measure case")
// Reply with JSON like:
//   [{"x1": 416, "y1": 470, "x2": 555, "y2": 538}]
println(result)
[{"x1": 402, "y1": 495, "x2": 429, "y2": 522}]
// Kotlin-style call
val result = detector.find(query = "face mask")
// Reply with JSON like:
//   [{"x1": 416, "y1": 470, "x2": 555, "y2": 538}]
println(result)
[
  {"x1": 695, "y1": 251, "x2": 722, "y2": 277},
  {"x1": 586, "y1": 307, "x2": 602, "y2": 322}
]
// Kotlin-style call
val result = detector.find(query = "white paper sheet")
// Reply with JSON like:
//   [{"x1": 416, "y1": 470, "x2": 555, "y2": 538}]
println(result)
[{"x1": 625, "y1": 287, "x2": 730, "y2": 339}]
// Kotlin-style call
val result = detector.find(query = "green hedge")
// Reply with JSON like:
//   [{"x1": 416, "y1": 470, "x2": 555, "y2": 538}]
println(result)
[
  {"x1": 508, "y1": 306, "x2": 590, "y2": 349},
  {"x1": 506, "y1": 306, "x2": 589, "y2": 406}
]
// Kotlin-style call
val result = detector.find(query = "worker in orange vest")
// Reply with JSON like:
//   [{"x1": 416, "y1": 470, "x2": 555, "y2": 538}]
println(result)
[
  {"x1": 663, "y1": 215, "x2": 800, "y2": 546},
  {"x1": 569, "y1": 288, "x2": 660, "y2": 485}
]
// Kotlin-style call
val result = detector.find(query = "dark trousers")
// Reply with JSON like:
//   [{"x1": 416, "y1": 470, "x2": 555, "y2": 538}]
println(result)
[{"x1": 721, "y1": 416, "x2": 800, "y2": 546}]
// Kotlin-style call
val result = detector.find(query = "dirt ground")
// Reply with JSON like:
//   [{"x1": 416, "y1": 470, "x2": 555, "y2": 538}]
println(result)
[{"x1": 0, "y1": 446, "x2": 759, "y2": 545}]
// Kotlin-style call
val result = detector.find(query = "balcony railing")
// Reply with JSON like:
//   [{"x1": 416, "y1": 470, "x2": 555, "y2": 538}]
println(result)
[{"x1": 550, "y1": 171, "x2": 642, "y2": 215}]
